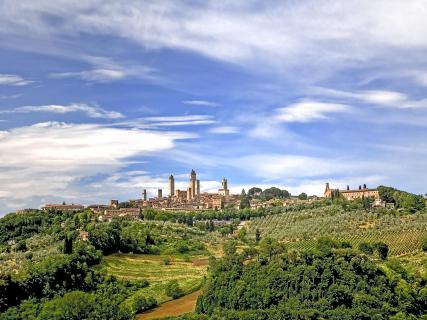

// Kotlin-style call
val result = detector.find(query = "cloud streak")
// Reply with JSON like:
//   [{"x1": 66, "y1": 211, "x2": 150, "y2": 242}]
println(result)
[
  {"x1": 0, "y1": 73, "x2": 33, "y2": 86},
  {"x1": 183, "y1": 100, "x2": 220, "y2": 107},
  {"x1": 1, "y1": 103, "x2": 124, "y2": 119},
  {"x1": 275, "y1": 101, "x2": 351, "y2": 123},
  {"x1": 143, "y1": 115, "x2": 216, "y2": 126}
]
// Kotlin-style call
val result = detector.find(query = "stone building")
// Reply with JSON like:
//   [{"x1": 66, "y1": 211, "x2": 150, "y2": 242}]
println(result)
[
  {"x1": 324, "y1": 183, "x2": 380, "y2": 200},
  {"x1": 42, "y1": 203, "x2": 84, "y2": 212}
]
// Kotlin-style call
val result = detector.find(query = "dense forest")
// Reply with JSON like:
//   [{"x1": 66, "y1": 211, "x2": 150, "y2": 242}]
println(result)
[{"x1": 191, "y1": 240, "x2": 427, "y2": 319}]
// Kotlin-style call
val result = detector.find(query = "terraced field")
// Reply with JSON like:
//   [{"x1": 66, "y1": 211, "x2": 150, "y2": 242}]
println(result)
[
  {"x1": 248, "y1": 206, "x2": 427, "y2": 256},
  {"x1": 100, "y1": 253, "x2": 208, "y2": 305}
]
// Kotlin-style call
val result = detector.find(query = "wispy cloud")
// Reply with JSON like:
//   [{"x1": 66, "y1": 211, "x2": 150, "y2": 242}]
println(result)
[
  {"x1": 143, "y1": 115, "x2": 215, "y2": 126},
  {"x1": 275, "y1": 101, "x2": 351, "y2": 123},
  {"x1": 183, "y1": 100, "x2": 220, "y2": 107},
  {"x1": 0, "y1": 74, "x2": 33, "y2": 86},
  {"x1": 1, "y1": 103, "x2": 124, "y2": 119},
  {"x1": 2, "y1": 1, "x2": 427, "y2": 78},
  {"x1": 50, "y1": 69, "x2": 127, "y2": 82},
  {"x1": 208, "y1": 126, "x2": 238, "y2": 134},
  {"x1": 314, "y1": 87, "x2": 427, "y2": 109},
  {"x1": 48, "y1": 55, "x2": 159, "y2": 83},
  {"x1": 0, "y1": 121, "x2": 191, "y2": 211}
]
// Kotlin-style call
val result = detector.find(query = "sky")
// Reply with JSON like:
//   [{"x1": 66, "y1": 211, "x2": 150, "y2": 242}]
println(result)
[{"x1": 0, "y1": 0, "x2": 427, "y2": 215}]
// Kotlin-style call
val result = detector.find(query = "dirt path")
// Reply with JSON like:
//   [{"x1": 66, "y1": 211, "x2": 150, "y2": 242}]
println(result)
[{"x1": 136, "y1": 290, "x2": 202, "y2": 320}]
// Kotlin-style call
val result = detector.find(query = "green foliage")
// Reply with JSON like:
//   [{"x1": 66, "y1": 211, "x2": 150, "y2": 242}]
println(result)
[
  {"x1": 120, "y1": 291, "x2": 157, "y2": 315},
  {"x1": 259, "y1": 237, "x2": 285, "y2": 261},
  {"x1": 15, "y1": 240, "x2": 27, "y2": 252},
  {"x1": 298, "y1": 192, "x2": 308, "y2": 200},
  {"x1": 259, "y1": 187, "x2": 290, "y2": 201},
  {"x1": 249, "y1": 205, "x2": 427, "y2": 256},
  {"x1": 422, "y1": 236, "x2": 427, "y2": 252},
  {"x1": 38, "y1": 291, "x2": 96, "y2": 319},
  {"x1": 374, "y1": 242, "x2": 389, "y2": 260},
  {"x1": 0, "y1": 242, "x2": 102, "y2": 312},
  {"x1": 163, "y1": 256, "x2": 171, "y2": 265},
  {"x1": 359, "y1": 242, "x2": 374, "y2": 255},
  {"x1": 165, "y1": 280, "x2": 184, "y2": 299},
  {"x1": 255, "y1": 228, "x2": 261, "y2": 244},
  {"x1": 240, "y1": 189, "x2": 251, "y2": 209},
  {"x1": 378, "y1": 186, "x2": 425, "y2": 212},
  {"x1": 196, "y1": 241, "x2": 427, "y2": 319},
  {"x1": 247, "y1": 187, "x2": 262, "y2": 197}
]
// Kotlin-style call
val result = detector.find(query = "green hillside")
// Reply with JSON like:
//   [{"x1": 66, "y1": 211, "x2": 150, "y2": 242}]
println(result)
[{"x1": 248, "y1": 205, "x2": 427, "y2": 256}]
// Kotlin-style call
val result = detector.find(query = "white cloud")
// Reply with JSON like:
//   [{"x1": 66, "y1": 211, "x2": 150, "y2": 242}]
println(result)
[
  {"x1": 0, "y1": 74, "x2": 33, "y2": 86},
  {"x1": 314, "y1": 87, "x2": 427, "y2": 109},
  {"x1": 50, "y1": 69, "x2": 126, "y2": 82},
  {"x1": 183, "y1": 100, "x2": 220, "y2": 107},
  {"x1": 2, "y1": 103, "x2": 124, "y2": 119},
  {"x1": 208, "y1": 126, "x2": 238, "y2": 134},
  {"x1": 275, "y1": 101, "x2": 351, "y2": 123},
  {"x1": 143, "y1": 115, "x2": 215, "y2": 126},
  {"x1": 1, "y1": 1, "x2": 427, "y2": 77},
  {"x1": 0, "y1": 122, "x2": 191, "y2": 213}
]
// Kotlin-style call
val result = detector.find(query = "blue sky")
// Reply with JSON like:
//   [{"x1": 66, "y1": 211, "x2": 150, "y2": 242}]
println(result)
[{"x1": 1, "y1": 1, "x2": 427, "y2": 215}]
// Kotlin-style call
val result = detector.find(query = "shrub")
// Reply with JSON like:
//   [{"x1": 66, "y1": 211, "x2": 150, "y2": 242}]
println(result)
[
  {"x1": 359, "y1": 242, "x2": 374, "y2": 255},
  {"x1": 165, "y1": 280, "x2": 184, "y2": 299},
  {"x1": 38, "y1": 291, "x2": 95, "y2": 319},
  {"x1": 374, "y1": 242, "x2": 389, "y2": 260},
  {"x1": 421, "y1": 236, "x2": 427, "y2": 252},
  {"x1": 162, "y1": 257, "x2": 171, "y2": 265}
]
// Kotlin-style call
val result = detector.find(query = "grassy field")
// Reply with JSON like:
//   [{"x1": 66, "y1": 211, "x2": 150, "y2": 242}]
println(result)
[
  {"x1": 99, "y1": 253, "x2": 209, "y2": 305},
  {"x1": 248, "y1": 206, "x2": 427, "y2": 256}
]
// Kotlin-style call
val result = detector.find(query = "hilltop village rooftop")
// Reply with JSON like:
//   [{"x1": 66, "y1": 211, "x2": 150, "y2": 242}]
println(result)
[{"x1": 36, "y1": 177, "x2": 388, "y2": 220}]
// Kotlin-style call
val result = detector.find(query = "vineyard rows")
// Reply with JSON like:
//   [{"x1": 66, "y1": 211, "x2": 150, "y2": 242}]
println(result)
[{"x1": 248, "y1": 206, "x2": 427, "y2": 256}]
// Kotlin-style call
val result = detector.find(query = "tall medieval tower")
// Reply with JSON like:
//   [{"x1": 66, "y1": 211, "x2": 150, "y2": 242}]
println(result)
[
  {"x1": 187, "y1": 169, "x2": 199, "y2": 199},
  {"x1": 168, "y1": 175, "x2": 175, "y2": 197}
]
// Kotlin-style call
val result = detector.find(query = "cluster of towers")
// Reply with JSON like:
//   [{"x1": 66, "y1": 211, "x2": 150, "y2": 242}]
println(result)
[
  {"x1": 168, "y1": 169, "x2": 201, "y2": 200},
  {"x1": 140, "y1": 169, "x2": 230, "y2": 202}
]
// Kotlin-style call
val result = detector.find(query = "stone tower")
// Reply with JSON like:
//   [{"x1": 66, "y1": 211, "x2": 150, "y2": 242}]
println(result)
[
  {"x1": 142, "y1": 189, "x2": 147, "y2": 201},
  {"x1": 218, "y1": 177, "x2": 230, "y2": 196},
  {"x1": 188, "y1": 169, "x2": 197, "y2": 199},
  {"x1": 222, "y1": 178, "x2": 228, "y2": 190},
  {"x1": 168, "y1": 175, "x2": 175, "y2": 197}
]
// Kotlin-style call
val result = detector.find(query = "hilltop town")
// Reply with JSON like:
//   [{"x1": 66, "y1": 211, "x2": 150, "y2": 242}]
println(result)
[{"x1": 29, "y1": 169, "x2": 404, "y2": 222}]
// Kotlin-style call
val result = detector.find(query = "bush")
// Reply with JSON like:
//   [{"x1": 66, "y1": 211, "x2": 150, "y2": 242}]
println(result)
[
  {"x1": 175, "y1": 241, "x2": 189, "y2": 253},
  {"x1": 163, "y1": 256, "x2": 171, "y2": 265},
  {"x1": 15, "y1": 240, "x2": 27, "y2": 252},
  {"x1": 120, "y1": 292, "x2": 157, "y2": 314},
  {"x1": 374, "y1": 242, "x2": 389, "y2": 260},
  {"x1": 165, "y1": 280, "x2": 184, "y2": 299},
  {"x1": 421, "y1": 236, "x2": 427, "y2": 252},
  {"x1": 359, "y1": 242, "x2": 374, "y2": 255},
  {"x1": 38, "y1": 291, "x2": 95, "y2": 319}
]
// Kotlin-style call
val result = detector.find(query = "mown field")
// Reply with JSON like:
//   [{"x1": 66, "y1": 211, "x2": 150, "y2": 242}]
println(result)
[
  {"x1": 248, "y1": 206, "x2": 427, "y2": 256},
  {"x1": 99, "y1": 253, "x2": 209, "y2": 306}
]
